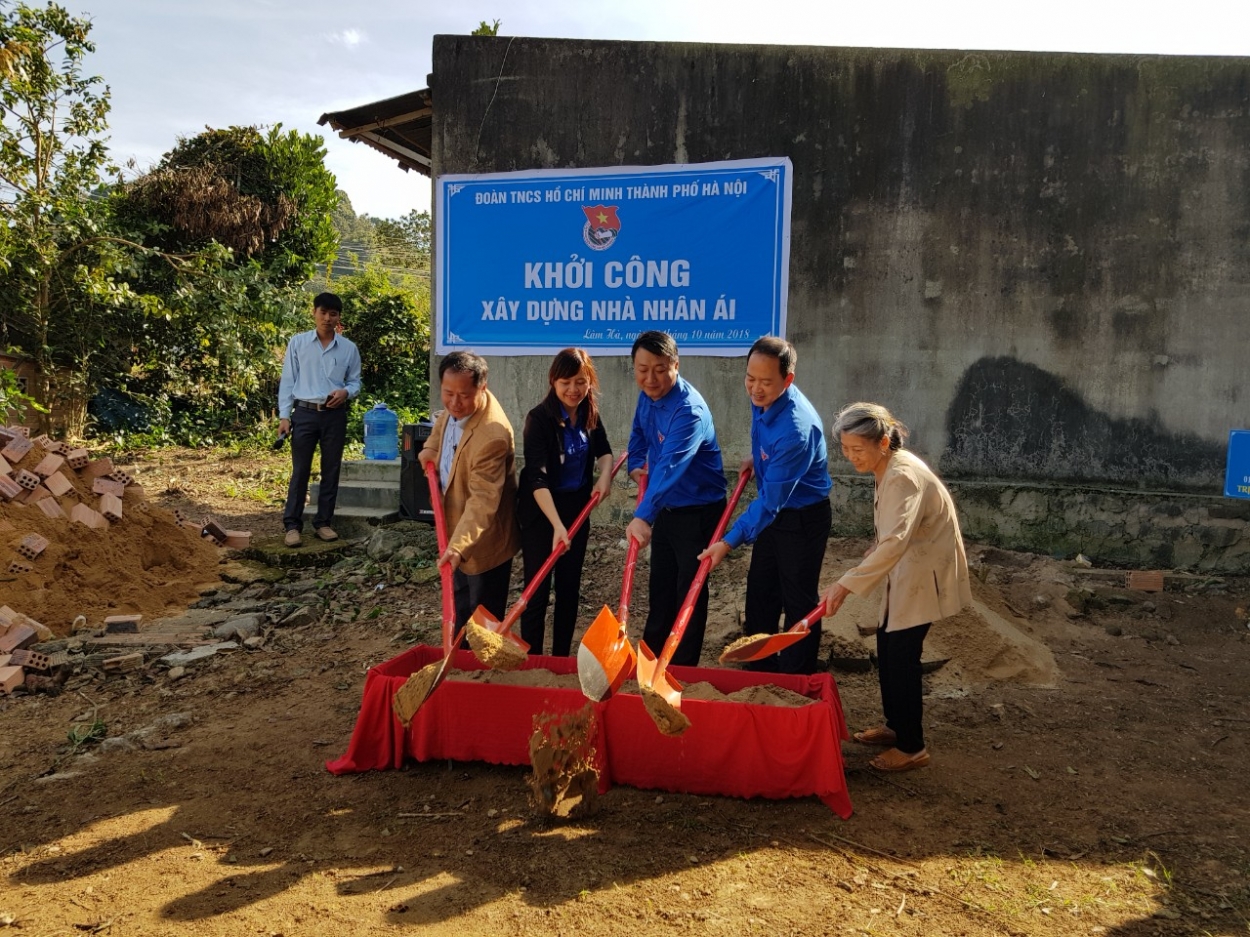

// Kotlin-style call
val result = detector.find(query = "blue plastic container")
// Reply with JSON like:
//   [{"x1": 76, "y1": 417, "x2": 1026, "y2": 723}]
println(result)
[{"x1": 363, "y1": 403, "x2": 399, "y2": 460}]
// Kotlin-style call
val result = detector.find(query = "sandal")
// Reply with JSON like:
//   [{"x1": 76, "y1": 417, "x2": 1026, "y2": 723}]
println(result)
[
  {"x1": 869, "y1": 747, "x2": 931, "y2": 773},
  {"x1": 853, "y1": 725, "x2": 897, "y2": 746}
]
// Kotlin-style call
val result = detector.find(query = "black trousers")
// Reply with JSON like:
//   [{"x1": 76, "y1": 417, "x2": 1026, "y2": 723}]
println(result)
[
  {"x1": 454, "y1": 558, "x2": 513, "y2": 632},
  {"x1": 641, "y1": 499, "x2": 725, "y2": 668},
  {"x1": 742, "y1": 499, "x2": 832, "y2": 675},
  {"x1": 877, "y1": 620, "x2": 931, "y2": 754},
  {"x1": 519, "y1": 489, "x2": 592, "y2": 656},
  {"x1": 283, "y1": 405, "x2": 347, "y2": 531}
]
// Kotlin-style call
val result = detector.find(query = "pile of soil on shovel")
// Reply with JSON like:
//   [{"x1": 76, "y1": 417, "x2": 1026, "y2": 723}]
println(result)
[
  {"x1": 463, "y1": 622, "x2": 528, "y2": 670},
  {"x1": 392, "y1": 663, "x2": 442, "y2": 725}
]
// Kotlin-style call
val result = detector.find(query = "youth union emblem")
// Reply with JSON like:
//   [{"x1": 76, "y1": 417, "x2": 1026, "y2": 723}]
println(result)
[{"x1": 582, "y1": 204, "x2": 621, "y2": 251}]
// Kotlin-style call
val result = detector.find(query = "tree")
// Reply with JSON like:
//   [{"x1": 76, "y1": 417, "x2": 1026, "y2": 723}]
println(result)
[
  {"x1": 472, "y1": 20, "x2": 501, "y2": 36},
  {"x1": 0, "y1": 2, "x2": 119, "y2": 429},
  {"x1": 94, "y1": 124, "x2": 344, "y2": 442},
  {"x1": 370, "y1": 208, "x2": 430, "y2": 273},
  {"x1": 118, "y1": 124, "x2": 339, "y2": 286},
  {"x1": 334, "y1": 262, "x2": 430, "y2": 416}
]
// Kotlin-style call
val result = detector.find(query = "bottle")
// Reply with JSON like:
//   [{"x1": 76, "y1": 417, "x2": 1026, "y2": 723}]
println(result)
[{"x1": 363, "y1": 403, "x2": 399, "y2": 460}]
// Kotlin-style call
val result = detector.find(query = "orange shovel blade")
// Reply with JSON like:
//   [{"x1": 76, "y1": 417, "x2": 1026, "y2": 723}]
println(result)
[
  {"x1": 469, "y1": 604, "x2": 530, "y2": 652},
  {"x1": 577, "y1": 605, "x2": 637, "y2": 701},
  {"x1": 718, "y1": 628, "x2": 810, "y2": 664},
  {"x1": 636, "y1": 639, "x2": 683, "y2": 708}
]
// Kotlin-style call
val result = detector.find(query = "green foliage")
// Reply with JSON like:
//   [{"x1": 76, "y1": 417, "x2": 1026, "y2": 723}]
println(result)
[
  {"x1": 0, "y1": 2, "x2": 123, "y2": 428},
  {"x1": 67, "y1": 716, "x2": 107, "y2": 752},
  {"x1": 472, "y1": 19, "x2": 501, "y2": 36},
  {"x1": 118, "y1": 123, "x2": 339, "y2": 286},
  {"x1": 334, "y1": 262, "x2": 430, "y2": 419},
  {"x1": 94, "y1": 123, "x2": 344, "y2": 445},
  {"x1": 371, "y1": 209, "x2": 430, "y2": 273}
]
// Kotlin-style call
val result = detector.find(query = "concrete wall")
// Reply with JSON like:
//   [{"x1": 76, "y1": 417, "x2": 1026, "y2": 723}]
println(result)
[{"x1": 428, "y1": 36, "x2": 1250, "y2": 564}]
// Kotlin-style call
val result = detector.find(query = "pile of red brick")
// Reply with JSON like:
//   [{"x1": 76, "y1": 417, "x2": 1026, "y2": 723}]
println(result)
[
  {"x1": 0, "y1": 424, "x2": 139, "y2": 570},
  {"x1": 1, "y1": 423, "x2": 253, "y2": 573},
  {"x1": 0, "y1": 605, "x2": 56, "y2": 695}
]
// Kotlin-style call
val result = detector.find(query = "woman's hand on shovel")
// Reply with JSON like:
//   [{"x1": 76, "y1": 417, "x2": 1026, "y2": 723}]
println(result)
[
  {"x1": 821, "y1": 582, "x2": 851, "y2": 616},
  {"x1": 551, "y1": 524, "x2": 571, "y2": 553},
  {"x1": 437, "y1": 547, "x2": 463, "y2": 571}
]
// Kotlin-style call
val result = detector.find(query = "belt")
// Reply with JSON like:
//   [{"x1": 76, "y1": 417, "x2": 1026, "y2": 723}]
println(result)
[{"x1": 294, "y1": 399, "x2": 330, "y2": 411}]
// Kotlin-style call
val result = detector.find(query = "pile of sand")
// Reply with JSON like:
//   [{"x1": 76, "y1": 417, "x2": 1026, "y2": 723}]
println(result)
[
  {"x1": 449, "y1": 667, "x2": 820, "y2": 708},
  {"x1": 1, "y1": 436, "x2": 221, "y2": 634}
]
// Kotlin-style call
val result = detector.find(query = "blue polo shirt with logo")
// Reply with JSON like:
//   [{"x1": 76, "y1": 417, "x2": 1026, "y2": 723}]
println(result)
[
  {"x1": 627, "y1": 376, "x2": 726, "y2": 524},
  {"x1": 724, "y1": 384, "x2": 831, "y2": 548}
]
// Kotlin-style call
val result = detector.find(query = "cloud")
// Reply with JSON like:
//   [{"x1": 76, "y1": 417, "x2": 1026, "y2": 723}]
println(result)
[{"x1": 327, "y1": 28, "x2": 367, "y2": 48}]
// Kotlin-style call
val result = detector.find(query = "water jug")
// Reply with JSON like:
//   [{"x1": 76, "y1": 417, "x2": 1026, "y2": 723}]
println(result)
[{"x1": 363, "y1": 403, "x2": 399, "y2": 460}]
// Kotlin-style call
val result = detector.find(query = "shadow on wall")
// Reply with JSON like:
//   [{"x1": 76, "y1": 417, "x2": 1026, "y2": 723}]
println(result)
[{"x1": 941, "y1": 356, "x2": 1224, "y2": 489}]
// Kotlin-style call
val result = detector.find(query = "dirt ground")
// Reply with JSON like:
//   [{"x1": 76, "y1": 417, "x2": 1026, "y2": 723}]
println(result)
[{"x1": 1, "y1": 447, "x2": 1249, "y2": 936}]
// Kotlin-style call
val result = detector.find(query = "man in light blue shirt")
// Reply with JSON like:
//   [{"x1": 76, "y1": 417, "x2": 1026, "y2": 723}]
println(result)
[
  {"x1": 699, "y1": 336, "x2": 832, "y2": 673},
  {"x1": 278, "y1": 292, "x2": 362, "y2": 546}
]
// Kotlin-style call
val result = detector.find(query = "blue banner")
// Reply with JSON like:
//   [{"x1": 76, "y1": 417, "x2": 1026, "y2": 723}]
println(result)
[
  {"x1": 434, "y1": 158, "x2": 792, "y2": 355},
  {"x1": 1225, "y1": 430, "x2": 1250, "y2": 499}
]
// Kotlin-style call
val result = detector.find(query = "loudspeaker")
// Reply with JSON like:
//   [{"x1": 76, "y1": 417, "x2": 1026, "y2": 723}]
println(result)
[{"x1": 399, "y1": 422, "x2": 434, "y2": 524}]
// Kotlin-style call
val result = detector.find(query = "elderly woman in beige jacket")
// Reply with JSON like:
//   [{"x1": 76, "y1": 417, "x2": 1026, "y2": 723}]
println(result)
[{"x1": 821, "y1": 403, "x2": 972, "y2": 773}]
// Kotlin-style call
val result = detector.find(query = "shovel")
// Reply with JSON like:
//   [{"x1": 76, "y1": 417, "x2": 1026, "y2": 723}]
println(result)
[
  {"x1": 718, "y1": 600, "x2": 826, "y2": 664},
  {"x1": 636, "y1": 466, "x2": 753, "y2": 736},
  {"x1": 392, "y1": 460, "x2": 459, "y2": 725},
  {"x1": 466, "y1": 451, "x2": 629, "y2": 670},
  {"x1": 577, "y1": 472, "x2": 647, "y2": 702}
]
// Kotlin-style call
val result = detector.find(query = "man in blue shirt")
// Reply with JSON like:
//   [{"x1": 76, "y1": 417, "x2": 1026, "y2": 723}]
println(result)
[
  {"x1": 277, "y1": 293, "x2": 362, "y2": 547},
  {"x1": 699, "y1": 336, "x2": 832, "y2": 673},
  {"x1": 626, "y1": 330, "x2": 727, "y2": 667}
]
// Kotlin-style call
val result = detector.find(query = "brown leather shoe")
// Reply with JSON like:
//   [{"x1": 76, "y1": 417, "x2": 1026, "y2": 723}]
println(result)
[
  {"x1": 869, "y1": 747, "x2": 931, "y2": 772},
  {"x1": 284, "y1": 529, "x2": 302, "y2": 548},
  {"x1": 314, "y1": 526, "x2": 339, "y2": 542},
  {"x1": 853, "y1": 725, "x2": 898, "y2": 746}
]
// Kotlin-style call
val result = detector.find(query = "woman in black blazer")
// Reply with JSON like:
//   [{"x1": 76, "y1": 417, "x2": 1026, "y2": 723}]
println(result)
[{"x1": 517, "y1": 348, "x2": 613, "y2": 656}]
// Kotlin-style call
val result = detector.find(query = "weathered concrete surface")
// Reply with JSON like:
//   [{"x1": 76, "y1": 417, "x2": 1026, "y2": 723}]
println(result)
[
  {"x1": 832, "y1": 474, "x2": 1250, "y2": 571},
  {"x1": 430, "y1": 36, "x2": 1250, "y2": 562}
]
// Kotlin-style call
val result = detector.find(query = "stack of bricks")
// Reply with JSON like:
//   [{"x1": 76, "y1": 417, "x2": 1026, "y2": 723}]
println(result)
[
  {"x1": 0, "y1": 606, "x2": 55, "y2": 695},
  {"x1": 1, "y1": 423, "x2": 251, "y2": 573},
  {"x1": 1, "y1": 423, "x2": 151, "y2": 573}
]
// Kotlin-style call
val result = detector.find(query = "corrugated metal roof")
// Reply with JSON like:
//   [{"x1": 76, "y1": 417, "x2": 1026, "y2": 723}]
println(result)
[{"x1": 318, "y1": 88, "x2": 432, "y2": 176}]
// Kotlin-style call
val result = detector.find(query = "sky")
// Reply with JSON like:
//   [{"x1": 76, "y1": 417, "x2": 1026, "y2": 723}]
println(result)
[{"x1": 69, "y1": 0, "x2": 1250, "y2": 220}]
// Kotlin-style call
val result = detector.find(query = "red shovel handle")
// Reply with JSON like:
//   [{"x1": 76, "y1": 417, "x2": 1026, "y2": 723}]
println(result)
[
  {"x1": 617, "y1": 472, "x2": 648, "y2": 627},
  {"x1": 795, "y1": 599, "x2": 828, "y2": 631},
  {"x1": 654, "y1": 466, "x2": 753, "y2": 672},
  {"x1": 424, "y1": 460, "x2": 456, "y2": 653}
]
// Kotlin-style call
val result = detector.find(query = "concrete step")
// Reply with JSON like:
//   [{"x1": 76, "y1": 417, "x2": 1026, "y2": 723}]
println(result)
[
  {"x1": 300, "y1": 504, "x2": 399, "y2": 540},
  {"x1": 340, "y1": 458, "x2": 401, "y2": 483},
  {"x1": 309, "y1": 479, "x2": 400, "y2": 510}
]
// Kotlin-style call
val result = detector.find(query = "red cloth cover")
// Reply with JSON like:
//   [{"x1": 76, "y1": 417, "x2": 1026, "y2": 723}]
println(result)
[{"x1": 326, "y1": 646, "x2": 852, "y2": 818}]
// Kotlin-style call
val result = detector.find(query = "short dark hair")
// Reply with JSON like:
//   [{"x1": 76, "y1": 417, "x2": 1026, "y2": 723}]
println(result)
[
  {"x1": 313, "y1": 292, "x2": 343, "y2": 313},
  {"x1": 748, "y1": 336, "x2": 797, "y2": 377},
  {"x1": 631, "y1": 330, "x2": 679, "y2": 362},
  {"x1": 439, "y1": 350, "x2": 489, "y2": 387}
]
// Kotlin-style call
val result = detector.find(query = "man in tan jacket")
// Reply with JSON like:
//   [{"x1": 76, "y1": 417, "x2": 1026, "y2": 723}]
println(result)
[{"x1": 418, "y1": 351, "x2": 520, "y2": 627}]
